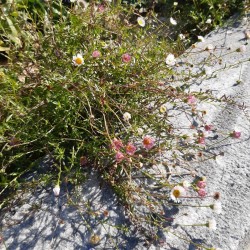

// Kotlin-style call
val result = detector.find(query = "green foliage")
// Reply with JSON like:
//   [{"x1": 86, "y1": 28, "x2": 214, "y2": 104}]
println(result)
[
  {"x1": 123, "y1": 0, "x2": 244, "y2": 39},
  {"x1": 0, "y1": 1, "x2": 173, "y2": 192},
  {"x1": 179, "y1": 0, "x2": 244, "y2": 35}
]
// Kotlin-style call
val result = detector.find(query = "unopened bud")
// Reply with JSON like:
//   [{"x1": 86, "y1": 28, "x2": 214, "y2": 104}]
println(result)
[{"x1": 53, "y1": 185, "x2": 60, "y2": 196}]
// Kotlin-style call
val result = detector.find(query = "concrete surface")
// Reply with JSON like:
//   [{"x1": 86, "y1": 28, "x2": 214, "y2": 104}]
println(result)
[{"x1": 163, "y1": 13, "x2": 250, "y2": 250}]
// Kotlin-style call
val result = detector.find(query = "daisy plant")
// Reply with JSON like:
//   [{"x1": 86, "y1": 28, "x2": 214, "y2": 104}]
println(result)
[{"x1": 0, "y1": 1, "x2": 245, "y2": 249}]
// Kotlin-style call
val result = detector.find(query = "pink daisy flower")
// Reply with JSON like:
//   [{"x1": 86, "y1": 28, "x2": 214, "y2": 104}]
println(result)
[
  {"x1": 92, "y1": 50, "x2": 101, "y2": 58},
  {"x1": 111, "y1": 138, "x2": 123, "y2": 151},
  {"x1": 142, "y1": 136, "x2": 155, "y2": 150},
  {"x1": 187, "y1": 95, "x2": 196, "y2": 104},
  {"x1": 122, "y1": 53, "x2": 131, "y2": 63},
  {"x1": 204, "y1": 124, "x2": 213, "y2": 131},
  {"x1": 197, "y1": 180, "x2": 206, "y2": 189},
  {"x1": 97, "y1": 4, "x2": 105, "y2": 12},
  {"x1": 198, "y1": 137, "x2": 205, "y2": 145},
  {"x1": 126, "y1": 143, "x2": 137, "y2": 156},
  {"x1": 115, "y1": 151, "x2": 125, "y2": 163},
  {"x1": 230, "y1": 131, "x2": 241, "y2": 139},
  {"x1": 198, "y1": 188, "x2": 207, "y2": 198}
]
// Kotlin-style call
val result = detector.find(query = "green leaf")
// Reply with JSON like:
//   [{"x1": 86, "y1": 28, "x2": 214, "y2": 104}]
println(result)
[
  {"x1": 6, "y1": 114, "x2": 13, "y2": 122},
  {"x1": 0, "y1": 46, "x2": 10, "y2": 51},
  {"x1": 6, "y1": 16, "x2": 18, "y2": 37},
  {"x1": 7, "y1": 34, "x2": 22, "y2": 46}
]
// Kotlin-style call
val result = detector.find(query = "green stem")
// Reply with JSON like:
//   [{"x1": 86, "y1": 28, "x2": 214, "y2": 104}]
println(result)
[
  {"x1": 57, "y1": 163, "x2": 62, "y2": 186},
  {"x1": 207, "y1": 135, "x2": 230, "y2": 148},
  {"x1": 166, "y1": 230, "x2": 211, "y2": 250},
  {"x1": 180, "y1": 223, "x2": 206, "y2": 227}
]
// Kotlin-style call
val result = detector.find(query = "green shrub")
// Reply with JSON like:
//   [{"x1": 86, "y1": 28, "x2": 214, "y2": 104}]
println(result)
[{"x1": 123, "y1": 0, "x2": 245, "y2": 40}]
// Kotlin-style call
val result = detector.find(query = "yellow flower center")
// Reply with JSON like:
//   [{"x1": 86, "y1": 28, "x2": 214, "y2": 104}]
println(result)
[
  {"x1": 143, "y1": 138, "x2": 151, "y2": 145},
  {"x1": 90, "y1": 234, "x2": 100, "y2": 245},
  {"x1": 75, "y1": 57, "x2": 83, "y2": 65},
  {"x1": 160, "y1": 106, "x2": 167, "y2": 113},
  {"x1": 173, "y1": 189, "x2": 181, "y2": 198}
]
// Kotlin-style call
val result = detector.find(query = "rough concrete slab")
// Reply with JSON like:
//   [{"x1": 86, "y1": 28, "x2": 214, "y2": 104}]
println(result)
[
  {"x1": 164, "y1": 14, "x2": 250, "y2": 250},
  {"x1": 0, "y1": 14, "x2": 250, "y2": 250}
]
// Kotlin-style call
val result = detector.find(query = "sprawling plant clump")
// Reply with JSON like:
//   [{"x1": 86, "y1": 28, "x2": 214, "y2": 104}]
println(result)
[
  {"x1": 0, "y1": 0, "x2": 246, "y2": 248},
  {"x1": 1, "y1": 1, "x2": 174, "y2": 186}
]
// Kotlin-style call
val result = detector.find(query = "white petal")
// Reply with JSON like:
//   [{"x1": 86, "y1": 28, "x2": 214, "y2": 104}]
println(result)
[
  {"x1": 170, "y1": 17, "x2": 177, "y2": 25},
  {"x1": 197, "y1": 36, "x2": 205, "y2": 42}
]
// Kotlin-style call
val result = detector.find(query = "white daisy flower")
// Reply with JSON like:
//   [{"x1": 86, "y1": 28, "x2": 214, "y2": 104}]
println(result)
[
  {"x1": 206, "y1": 18, "x2": 212, "y2": 24},
  {"x1": 53, "y1": 185, "x2": 60, "y2": 196},
  {"x1": 211, "y1": 201, "x2": 222, "y2": 214},
  {"x1": 165, "y1": 53, "x2": 176, "y2": 66},
  {"x1": 170, "y1": 17, "x2": 177, "y2": 25},
  {"x1": 137, "y1": 127, "x2": 144, "y2": 135},
  {"x1": 197, "y1": 35, "x2": 205, "y2": 42},
  {"x1": 179, "y1": 33, "x2": 185, "y2": 40},
  {"x1": 173, "y1": 2, "x2": 178, "y2": 6},
  {"x1": 207, "y1": 218, "x2": 217, "y2": 230},
  {"x1": 137, "y1": 16, "x2": 146, "y2": 27},
  {"x1": 170, "y1": 185, "x2": 186, "y2": 202},
  {"x1": 182, "y1": 180, "x2": 191, "y2": 189},
  {"x1": 123, "y1": 112, "x2": 131, "y2": 122},
  {"x1": 72, "y1": 53, "x2": 84, "y2": 66}
]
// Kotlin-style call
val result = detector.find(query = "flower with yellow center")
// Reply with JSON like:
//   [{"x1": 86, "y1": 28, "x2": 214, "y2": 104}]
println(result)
[
  {"x1": 142, "y1": 136, "x2": 155, "y2": 150},
  {"x1": 159, "y1": 105, "x2": 167, "y2": 113},
  {"x1": 170, "y1": 185, "x2": 186, "y2": 202},
  {"x1": 137, "y1": 16, "x2": 145, "y2": 27},
  {"x1": 72, "y1": 53, "x2": 84, "y2": 66},
  {"x1": 89, "y1": 234, "x2": 101, "y2": 245}
]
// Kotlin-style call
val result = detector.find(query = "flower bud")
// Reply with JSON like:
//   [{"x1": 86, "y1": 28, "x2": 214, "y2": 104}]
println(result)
[{"x1": 53, "y1": 185, "x2": 60, "y2": 196}]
